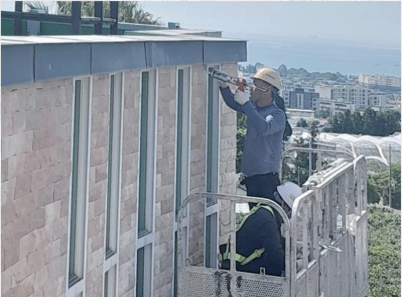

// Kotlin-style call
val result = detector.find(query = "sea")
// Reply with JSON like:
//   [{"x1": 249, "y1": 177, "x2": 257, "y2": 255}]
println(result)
[{"x1": 230, "y1": 34, "x2": 401, "y2": 77}]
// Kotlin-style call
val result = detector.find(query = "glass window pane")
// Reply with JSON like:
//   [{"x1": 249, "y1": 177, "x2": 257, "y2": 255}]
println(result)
[
  {"x1": 205, "y1": 213, "x2": 217, "y2": 268},
  {"x1": 104, "y1": 265, "x2": 117, "y2": 297},
  {"x1": 69, "y1": 79, "x2": 81, "y2": 283},
  {"x1": 206, "y1": 67, "x2": 219, "y2": 205},
  {"x1": 136, "y1": 245, "x2": 152, "y2": 297},
  {"x1": 175, "y1": 69, "x2": 184, "y2": 215},
  {"x1": 173, "y1": 232, "x2": 178, "y2": 296},
  {"x1": 136, "y1": 247, "x2": 145, "y2": 297},
  {"x1": 138, "y1": 72, "x2": 149, "y2": 235},
  {"x1": 104, "y1": 271, "x2": 109, "y2": 297},
  {"x1": 68, "y1": 78, "x2": 90, "y2": 287},
  {"x1": 106, "y1": 75, "x2": 115, "y2": 257}
]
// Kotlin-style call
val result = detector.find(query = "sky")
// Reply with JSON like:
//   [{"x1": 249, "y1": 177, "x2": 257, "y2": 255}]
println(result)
[
  {"x1": 1, "y1": 1, "x2": 400, "y2": 46},
  {"x1": 140, "y1": 2, "x2": 401, "y2": 47},
  {"x1": 2, "y1": 1, "x2": 401, "y2": 75}
]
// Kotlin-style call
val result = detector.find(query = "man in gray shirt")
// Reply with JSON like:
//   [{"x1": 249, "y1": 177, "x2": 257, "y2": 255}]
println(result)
[{"x1": 219, "y1": 67, "x2": 285, "y2": 208}]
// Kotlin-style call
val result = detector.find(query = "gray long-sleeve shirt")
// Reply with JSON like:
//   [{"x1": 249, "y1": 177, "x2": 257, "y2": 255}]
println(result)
[{"x1": 220, "y1": 86, "x2": 285, "y2": 176}]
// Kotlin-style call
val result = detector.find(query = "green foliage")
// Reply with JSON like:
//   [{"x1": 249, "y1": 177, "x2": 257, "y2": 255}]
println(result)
[
  {"x1": 309, "y1": 120, "x2": 319, "y2": 140},
  {"x1": 236, "y1": 113, "x2": 247, "y2": 173},
  {"x1": 368, "y1": 163, "x2": 401, "y2": 209},
  {"x1": 25, "y1": 1, "x2": 50, "y2": 13},
  {"x1": 55, "y1": 1, "x2": 163, "y2": 25},
  {"x1": 315, "y1": 109, "x2": 331, "y2": 119},
  {"x1": 282, "y1": 121, "x2": 319, "y2": 185},
  {"x1": 277, "y1": 64, "x2": 288, "y2": 77},
  {"x1": 282, "y1": 137, "x2": 316, "y2": 185},
  {"x1": 368, "y1": 207, "x2": 401, "y2": 297},
  {"x1": 367, "y1": 177, "x2": 381, "y2": 204},
  {"x1": 326, "y1": 107, "x2": 401, "y2": 136},
  {"x1": 296, "y1": 118, "x2": 308, "y2": 128}
]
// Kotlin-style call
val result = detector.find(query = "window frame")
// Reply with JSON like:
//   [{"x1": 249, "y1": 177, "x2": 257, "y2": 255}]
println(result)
[
  {"x1": 204, "y1": 65, "x2": 221, "y2": 268},
  {"x1": 172, "y1": 65, "x2": 192, "y2": 297},
  {"x1": 66, "y1": 76, "x2": 92, "y2": 297},
  {"x1": 135, "y1": 68, "x2": 159, "y2": 297}
]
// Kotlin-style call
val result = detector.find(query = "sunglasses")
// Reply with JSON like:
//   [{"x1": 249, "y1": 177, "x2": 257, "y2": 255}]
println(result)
[{"x1": 252, "y1": 83, "x2": 271, "y2": 92}]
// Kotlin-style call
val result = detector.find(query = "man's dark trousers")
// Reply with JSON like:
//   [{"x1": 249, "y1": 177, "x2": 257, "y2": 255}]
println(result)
[{"x1": 244, "y1": 173, "x2": 281, "y2": 209}]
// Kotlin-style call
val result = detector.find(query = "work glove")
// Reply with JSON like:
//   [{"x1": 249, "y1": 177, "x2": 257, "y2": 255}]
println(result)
[
  {"x1": 234, "y1": 89, "x2": 250, "y2": 105},
  {"x1": 218, "y1": 80, "x2": 229, "y2": 88}
]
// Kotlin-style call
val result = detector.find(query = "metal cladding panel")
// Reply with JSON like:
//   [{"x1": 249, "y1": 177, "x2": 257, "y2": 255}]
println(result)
[
  {"x1": 1, "y1": 45, "x2": 34, "y2": 87},
  {"x1": 35, "y1": 43, "x2": 91, "y2": 81},
  {"x1": 203, "y1": 41, "x2": 247, "y2": 64},
  {"x1": 92, "y1": 42, "x2": 147, "y2": 74},
  {"x1": 145, "y1": 41, "x2": 203, "y2": 68}
]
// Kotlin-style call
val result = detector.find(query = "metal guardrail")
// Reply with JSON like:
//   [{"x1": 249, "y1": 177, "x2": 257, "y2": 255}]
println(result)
[
  {"x1": 279, "y1": 147, "x2": 355, "y2": 180},
  {"x1": 177, "y1": 157, "x2": 368, "y2": 297},
  {"x1": 177, "y1": 193, "x2": 291, "y2": 297}
]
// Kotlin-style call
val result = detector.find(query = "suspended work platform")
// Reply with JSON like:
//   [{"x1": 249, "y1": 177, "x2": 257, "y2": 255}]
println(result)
[{"x1": 177, "y1": 155, "x2": 369, "y2": 297}]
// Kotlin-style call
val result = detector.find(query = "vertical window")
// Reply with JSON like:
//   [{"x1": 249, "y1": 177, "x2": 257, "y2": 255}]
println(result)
[
  {"x1": 103, "y1": 73, "x2": 124, "y2": 297},
  {"x1": 105, "y1": 73, "x2": 123, "y2": 259},
  {"x1": 68, "y1": 77, "x2": 91, "y2": 289},
  {"x1": 136, "y1": 245, "x2": 152, "y2": 297},
  {"x1": 205, "y1": 66, "x2": 221, "y2": 268},
  {"x1": 138, "y1": 71, "x2": 157, "y2": 237},
  {"x1": 206, "y1": 67, "x2": 220, "y2": 195},
  {"x1": 136, "y1": 69, "x2": 157, "y2": 297},
  {"x1": 175, "y1": 67, "x2": 191, "y2": 215},
  {"x1": 173, "y1": 67, "x2": 191, "y2": 295},
  {"x1": 103, "y1": 265, "x2": 117, "y2": 297},
  {"x1": 205, "y1": 213, "x2": 218, "y2": 268}
]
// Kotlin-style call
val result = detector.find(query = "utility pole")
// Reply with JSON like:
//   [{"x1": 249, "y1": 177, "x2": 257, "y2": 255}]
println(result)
[{"x1": 297, "y1": 166, "x2": 300, "y2": 185}]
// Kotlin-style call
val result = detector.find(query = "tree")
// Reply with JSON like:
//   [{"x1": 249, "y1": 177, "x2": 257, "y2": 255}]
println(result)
[
  {"x1": 329, "y1": 112, "x2": 345, "y2": 133},
  {"x1": 296, "y1": 118, "x2": 308, "y2": 128},
  {"x1": 352, "y1": 111, "x2": 363, "y2": 134},
  {"x1": 343, "y1": 109, "x2": 354, "y2": 134},
  {"x1": 282, "y1": 137, "x2": 313, "y2": 186},
  {"x1": 362, "y1": 108, "x2": 377, "y2": 135},
  {"x1": 25, "y1": 1, "x2": 50, "y2": 13},
  {"x1": 368, "y1": 163, "x2": 401, "y2": 209},
  {"x1": 325, "y1": 108, "x2": 400, "y2": 137},
  {"x1": 55, "y1": 1, "x2": 162, "y2": 25},
  {"x1": 278, "y1": 64, "x2": 288, "y2": 77},
  {"x1": 236, "y1": 113, "x2": 247, "y2": 173},
  {"x1": 367, "y1": 176, "x2": 381, "y2": 204},
  {"x1": 309, "y1": 120, "x2": 319, "y2": 140},
  {"x1": 255, "y1": 63, "x2": 264, "y2": 72},
  {"x1": 368, "y1": 208, "x2": 401, "y2": 297}
]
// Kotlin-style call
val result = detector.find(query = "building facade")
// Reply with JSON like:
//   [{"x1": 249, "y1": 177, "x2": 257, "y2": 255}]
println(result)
[
  {"x1": 315, "y1": 84, "x2": 370, "y2": 111},
  {"x1": 368, "y1": 93, "x2": 387, "y2": 109},
  {"x1": 359, "y1": 73, "x2": 402, "y2": 91},
  {"x1": 318, "y1": 99, "x2": 355, "y2": 116},
  {"x1": 1, "y1": 34, "x2": 246, "y2": 297},
  {"x1": 282, "y1": 88, "x2": 319, "y2": 110}
]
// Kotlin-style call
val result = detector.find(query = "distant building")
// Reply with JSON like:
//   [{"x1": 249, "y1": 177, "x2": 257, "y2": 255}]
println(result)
[
  {"x1": 368, "y1": 93, "x2": 387, "y2": 108},
  {"x1": 282, "y1": 88, "x2": 319, "y2": 110},
  {"x1": 315, "y1": 84, "x2": 369, "y2": 111},
  {"x1": 286, "y1": 108, "x2": 315, "y2": 127},
  {"x1": 359, "y1": 73, "x2": 401, "y2": 92},
  {"x1": 318, "y1": 99, "x2": 355, "y2": 116}
]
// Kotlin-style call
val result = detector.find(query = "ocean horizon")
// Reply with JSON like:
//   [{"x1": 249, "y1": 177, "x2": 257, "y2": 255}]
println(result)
[{"x1": 229, "y1": 34, "x2": 401, "y2": 77}]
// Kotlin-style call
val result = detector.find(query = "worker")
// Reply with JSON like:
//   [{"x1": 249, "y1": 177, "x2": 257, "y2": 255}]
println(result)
[
  {"x1": 218, "y1": 182, "x2": 302, "y2": 276},
  {"x1": 218, "y1": 67, "x2": 287, "y2": 210}
]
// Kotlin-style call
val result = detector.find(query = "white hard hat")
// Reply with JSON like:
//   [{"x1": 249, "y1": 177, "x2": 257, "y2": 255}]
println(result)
[
  {"x1": 251, "y1": 67, "x2": 281, "y2": 90},
  {"x1": 276, "y1": 182, "x2": 302, "y2": 209}
]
